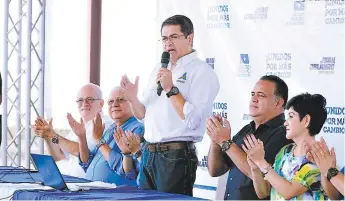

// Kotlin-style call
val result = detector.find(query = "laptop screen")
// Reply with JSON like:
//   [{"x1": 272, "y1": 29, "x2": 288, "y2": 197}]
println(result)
[{"x1": 31, "y1": 154, "x2": 68, "y2": 191}]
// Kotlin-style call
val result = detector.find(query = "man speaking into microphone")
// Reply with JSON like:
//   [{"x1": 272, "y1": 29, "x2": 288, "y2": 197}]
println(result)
[{"x1": 120, "y1": 15, "x2": 219, "y2": 196}]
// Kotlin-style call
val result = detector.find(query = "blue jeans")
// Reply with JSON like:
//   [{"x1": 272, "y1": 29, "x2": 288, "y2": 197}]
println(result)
[{"x1": 138, "y1": 142, "x2": 198, "y2": 196}]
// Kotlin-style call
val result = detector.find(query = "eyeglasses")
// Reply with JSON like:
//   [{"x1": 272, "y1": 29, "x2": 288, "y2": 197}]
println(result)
[
  {"x1": 76, "y1": 97, "x2": 101, "y2": 105},
  {"x1": 159, "y1": 34, "x2": 186, "y2": 43},
  {"x1": 108, "y1": 97, "x2": 128, "y2": 105}
]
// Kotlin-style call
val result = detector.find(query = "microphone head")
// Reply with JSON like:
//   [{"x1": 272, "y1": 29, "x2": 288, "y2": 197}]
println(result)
[{"x1": 161, "y1": 51, "x2": 170, "y2": 66}]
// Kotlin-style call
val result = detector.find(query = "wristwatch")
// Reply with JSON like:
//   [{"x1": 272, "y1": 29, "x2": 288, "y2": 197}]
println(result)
[
  {"x1": 52, "y1": 135, "x2": 59, "y2": 144},
  {"x1": 327, "y1": 167, "x2": 339, "y2": 181},
  {"x1": 96, "y1": 139, "x2": 106, "y2": 148},
  {"x1": 221, "y1": 140, "x2": 233, "y2": 152},
  {"x1": 122, "y1": 152, "x2": 131, "y2": 157},
  {"x1": 132, "y1": 150, "x2": 142, "y2": 159},
  {"x1": 260, "y1": 165, "x2": 273, "y2": 176},
  {"x1": 166, "y1": 86, "x2": 179, "y2": 98}
]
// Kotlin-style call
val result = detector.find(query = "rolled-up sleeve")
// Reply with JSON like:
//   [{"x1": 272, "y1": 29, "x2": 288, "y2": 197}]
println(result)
[
  {"x1": 78, "y1": 152, "x2": 95, "y2": 172},
  {"x1": 122, "y1": 156, "x2": 140, "y2": 180},
  {"x1": 183, "y1": 66, "x2": 220, "y2": 130},
  {"x1": 119, "y1": 125, "x2": 144, "y2": 179}
]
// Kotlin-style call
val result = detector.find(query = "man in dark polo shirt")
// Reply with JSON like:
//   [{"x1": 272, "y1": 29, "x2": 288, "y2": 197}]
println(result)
[{"x1": 206, "y1": 75, "x2": 292, "y2": 200}]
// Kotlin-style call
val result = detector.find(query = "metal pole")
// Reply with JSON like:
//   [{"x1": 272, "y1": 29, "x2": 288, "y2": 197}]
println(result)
[
  {"x1": 25, "y1": 0, "x2": 33, "y2": 169},
  {"x1": 88, "y1": 0, "x2": 102, "y2": 86},
  {"x1": 16, "y1": 0, "x2": 23, "y2": 166},
  {"x1": 1, "y1": 0, "x2": 9, "y2": 166},
  {"x1": 38, "y1": 0, "x2": 46, "y2": 154}
]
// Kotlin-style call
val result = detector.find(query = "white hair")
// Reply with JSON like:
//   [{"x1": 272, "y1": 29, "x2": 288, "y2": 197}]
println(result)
[
  {"x1": 108, "y1": 86, "x2": 122, "y2": 97},
  {"x1": 78, "y1": 83, "x2": 103, "y2": 99}
]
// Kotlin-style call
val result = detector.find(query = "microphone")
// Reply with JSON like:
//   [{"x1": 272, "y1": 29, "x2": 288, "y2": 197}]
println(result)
[{"x1": 157, "y1": 51, "x2": 170, "y2": 96}]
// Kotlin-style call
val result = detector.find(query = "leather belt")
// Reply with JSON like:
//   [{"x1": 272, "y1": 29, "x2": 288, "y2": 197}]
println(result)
[{"x1": 147, "y1": 141, "x2": 195, "y2": 152}]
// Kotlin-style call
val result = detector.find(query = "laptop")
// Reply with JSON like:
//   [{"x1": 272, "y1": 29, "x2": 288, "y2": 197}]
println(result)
[
  {"x1": 31, "y1": 154, "x2": 114, "y2": 191},
  {"x1": 31, "y1": 153, "x2": 69, "y2": 191}
]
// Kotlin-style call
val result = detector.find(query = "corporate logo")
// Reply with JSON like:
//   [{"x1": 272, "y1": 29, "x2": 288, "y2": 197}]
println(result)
[
  {"x1": 322, "y1": 106, "x2": 344, "y2": 134},
  {"x1": 294, "y1": 0, "x2": 305, "y2": 11},
  {"x1": 207, "y1": 5, "x2": 231, "y2": 28},
  {"x1": 206, "y1": 58, "x2": 215, "y2": 69},
  {"x1": 244, "y1": 6, "x2": 268, "y2": 21},
  {"x1": 325, "y1": 0, "x2": 345, "y2": 24},
  {"x1": 286, "y1": 0, "x2": 305, "y2": 25},
  {"x1": 310, "y1": 57, "x2": 336, "y2": 74},
  {"x1": 177, "y1": 72, "x2": 187, "y2": 83},
  {"x1": 213, "y1": 102, "x2": 228, "y2": 119},
  {"x1": 266, "y1": 53, "x2": 292, "y2": 78},
  {"x1": 238, "y1": 54, "x2": 251, "y2": 77},
  {"x1": 198, "y1": 155, "x2": 208, "y2": 170}
]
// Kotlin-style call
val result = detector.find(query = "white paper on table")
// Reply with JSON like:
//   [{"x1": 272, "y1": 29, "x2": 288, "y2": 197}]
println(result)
[{"x1": 66, "y1": 181, "x2": 117, "y2": 191}]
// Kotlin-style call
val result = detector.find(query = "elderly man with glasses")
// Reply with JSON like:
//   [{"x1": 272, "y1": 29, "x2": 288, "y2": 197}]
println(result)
[
  {"x1": 70, "y1": 86, "x2": 144, "y2": 186},
  {"x1": 33, "y1": 83, "x2": 113, "y2": 178}
]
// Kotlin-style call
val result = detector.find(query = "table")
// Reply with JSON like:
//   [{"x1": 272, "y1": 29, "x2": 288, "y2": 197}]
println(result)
[
  {"x1": 0, "y1": 166, "x2": 93, "y2": 200},
  {"x1": 12, "y1": 186, "x2": 204, "y2": 200},
  {"x1": 0, "y1": 166, "x2": 90, "y2": 183},
  {"x1": 1, "y1": 166, "x2": 203, "y2": 200}
]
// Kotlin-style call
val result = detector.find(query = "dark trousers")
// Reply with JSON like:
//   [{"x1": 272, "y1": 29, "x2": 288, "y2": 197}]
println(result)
[{"x1": 138, "y1": 142, "x2": 198, "y2": 196}]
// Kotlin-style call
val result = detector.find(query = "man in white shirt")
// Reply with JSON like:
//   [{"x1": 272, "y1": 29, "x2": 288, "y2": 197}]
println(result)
[
  {"x1": 33, "y1": 83, "x2": 112, "y2": 178},
  {"x1": 120, "y1": 15, "x2": 219, "y2": 196}
]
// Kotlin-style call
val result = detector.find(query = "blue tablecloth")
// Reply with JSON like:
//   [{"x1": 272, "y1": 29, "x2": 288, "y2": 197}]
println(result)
[
  {"x1": 12, "y1": 186, "x2": 204, "y2": 200},
  {"x1": 0, "y1": 166, "x2": 90, "y2": 183}
]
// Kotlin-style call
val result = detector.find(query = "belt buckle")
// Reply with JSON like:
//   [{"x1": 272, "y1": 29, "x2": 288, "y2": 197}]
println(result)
[{"x1": 160, "y1": 144, "x2": 168, "y2": 152}]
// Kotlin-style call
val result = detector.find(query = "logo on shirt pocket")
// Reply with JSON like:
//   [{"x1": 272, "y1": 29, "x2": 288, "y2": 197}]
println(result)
[{"x1": 177, "y1": 72, "x2": 187, "y2": 83}]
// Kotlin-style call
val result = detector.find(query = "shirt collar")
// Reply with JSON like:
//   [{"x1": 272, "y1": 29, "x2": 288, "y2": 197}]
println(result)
[
  {"x1": 174, "y1": 49, "x2": 197, "y2": 67},
  {"x1": 250, "y1": 113, "x2": 285, "y2": 130},
  {"x1": 112, "y1": 116, "x2": 137, "y2": 130}
]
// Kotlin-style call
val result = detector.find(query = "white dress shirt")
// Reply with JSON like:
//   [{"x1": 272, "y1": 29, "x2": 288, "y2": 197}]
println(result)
[
  {"x1": 56, "y1": 113, "x2": 113, "y2": 178},
  {"x1": 141, "y1": 50, "x2": 219, "y2": 143}
]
